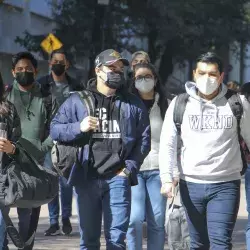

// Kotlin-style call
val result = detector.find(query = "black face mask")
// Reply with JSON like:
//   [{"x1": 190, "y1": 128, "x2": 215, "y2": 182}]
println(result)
[
  {"x1": 51, "y1": 64, "x2": 66, "y2": 76},
  {"x1": 102, "y1": 71, "x2": 125, "y2": 90},
  {"x1": 15, "y1": 72, "x2": 34, "y2": 86}
]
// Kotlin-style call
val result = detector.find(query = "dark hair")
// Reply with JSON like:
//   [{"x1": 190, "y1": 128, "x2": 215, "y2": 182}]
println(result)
[
  {"x1": 50, "y1": 48, "x2": 68, "y2": 61},
  {"x1": 196, "y1": 52, "x2": 224, "y2": 74},
  {"x1": 0, "y1": 72, "x2": 10, "y2": 115},
  {"x1": 12, "y1": 51, "x2": 38, "y2": 70},
  {"x1": 132, "y1": 63, "x2": 168, "y2": 119},
  {"x1": 241, "y1": 82, "x2": 250, "y2": 102}
]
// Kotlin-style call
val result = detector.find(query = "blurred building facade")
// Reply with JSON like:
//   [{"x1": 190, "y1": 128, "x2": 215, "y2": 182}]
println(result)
[{"x1": 0, "y1": 0, "x2": 58, "y2": 84}]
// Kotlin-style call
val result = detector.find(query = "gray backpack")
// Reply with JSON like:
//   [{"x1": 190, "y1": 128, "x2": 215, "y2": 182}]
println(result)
[{"x1": 51, "y1": 90, "x2": 95, "y2": 180}]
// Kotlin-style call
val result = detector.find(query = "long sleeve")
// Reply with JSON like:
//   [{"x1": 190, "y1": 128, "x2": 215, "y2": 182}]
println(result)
[
  {"x1": 125, "y1": 99, "x2": 151, "y2": 185},
  {"x1": 159, "y1": 97, "x2": 178, "y2": 184},
  {"x1": 41, "y1": 93, "x2": 58, "y2": 153},
  {"x1": 50, "y1": 94, "x2": 88, "y2": 143},
  {"x1": 8, "y1": 102, "x2": 21, "y2": 159}
]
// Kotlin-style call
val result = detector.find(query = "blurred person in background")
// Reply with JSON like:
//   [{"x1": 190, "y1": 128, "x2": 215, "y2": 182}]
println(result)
[
  {"x1": 130, "y1": 51, "x2": 151, "y2": 71},
  {"x1": 126, "y1": 51, "x2": 151, "y2": 91},
  {"x1": 227, "y1": 80, "x2": 240, "y2": 92},
  {"x1": 38, "y1": 48, "x2": 83, "y2": 237}
]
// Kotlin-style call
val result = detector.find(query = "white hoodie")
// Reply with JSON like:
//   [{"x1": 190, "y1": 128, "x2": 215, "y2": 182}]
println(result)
[{"x1": 159, "y1": 82, "x2": 250, "y2": 184}]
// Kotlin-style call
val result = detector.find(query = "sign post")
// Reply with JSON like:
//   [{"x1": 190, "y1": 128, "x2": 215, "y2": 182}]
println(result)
[{"x1": 40, "y1": 33, "x2": 63, "y2": 54}]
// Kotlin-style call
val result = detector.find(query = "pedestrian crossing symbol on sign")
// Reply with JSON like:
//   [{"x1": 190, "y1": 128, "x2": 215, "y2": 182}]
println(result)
[{"x1": 40, "y1": 33, "x2": 63, "y2": 54}]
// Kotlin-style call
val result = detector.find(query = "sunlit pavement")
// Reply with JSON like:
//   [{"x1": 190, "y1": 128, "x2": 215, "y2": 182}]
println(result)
[{"x1": 8, "y1": 179, "x2": 248, "y2": 250}]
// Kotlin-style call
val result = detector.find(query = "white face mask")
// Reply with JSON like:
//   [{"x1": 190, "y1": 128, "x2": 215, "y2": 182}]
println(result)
[
  {"x1": 135, "y1": 79, "x2": 155, "y2": 93},
  {"x1": 196, "y1": 76, "x2": 219, "y2": 95}
]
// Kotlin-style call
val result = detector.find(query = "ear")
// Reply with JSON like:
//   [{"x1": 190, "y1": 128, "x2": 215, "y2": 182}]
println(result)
[
  {"x1": 95, "y1": 67, "x2": 101, "y2": 75},
  {"x1": 154, "y1": 78, "x2": 157, "y2": 86},
  {"x1": 65, "y1": 60, "x2": 70, "y2": 70},
  {"x1": 193, "y1": 69, "x2": 196, "y2": 81},
  {"x1": 34, "y1": 69, "x2": 38, "y2": 77},
  {"x1": 11, "y1": 70, "x2": 15, "y2": 78},
  {"x1": 219, "y1": 72, "x2": 224, "y2": 84}
]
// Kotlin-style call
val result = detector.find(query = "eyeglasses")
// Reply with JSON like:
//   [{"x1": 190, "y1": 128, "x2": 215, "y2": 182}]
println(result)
[{"x1": 135, "y1": 75, "x2": 153, "y2": 81}]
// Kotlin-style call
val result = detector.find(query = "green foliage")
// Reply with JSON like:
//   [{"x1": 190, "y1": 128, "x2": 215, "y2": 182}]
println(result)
[{"x1": 15, "y1": 0, "x2": 250, "y2": 82}]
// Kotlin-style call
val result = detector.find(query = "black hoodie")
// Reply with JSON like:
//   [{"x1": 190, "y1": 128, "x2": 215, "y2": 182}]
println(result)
[{"x1": 87, "y1": 79, "x2": 123, "y2": 177}]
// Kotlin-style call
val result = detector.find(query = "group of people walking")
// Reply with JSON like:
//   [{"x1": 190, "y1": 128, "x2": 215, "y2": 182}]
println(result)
[{"x1": 0, "y1": 48, "x2": 250, "y2": 250}]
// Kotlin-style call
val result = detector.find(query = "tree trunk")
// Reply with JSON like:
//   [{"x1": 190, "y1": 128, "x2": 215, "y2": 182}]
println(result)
[
  {"x1": 158, "y1": 41, "x2": 174, "y2": 85},
  {"x1": 88, "y1": 1, "x2": 105, "y2": 79},
  {"x1": 147, "y1": 28, "x2": 157, "y2": 63}
]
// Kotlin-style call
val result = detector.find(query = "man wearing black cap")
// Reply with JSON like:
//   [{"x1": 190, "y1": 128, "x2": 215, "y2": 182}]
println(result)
[{"x1": 50, "y1": 49, "x2": 151, "y2": 249}]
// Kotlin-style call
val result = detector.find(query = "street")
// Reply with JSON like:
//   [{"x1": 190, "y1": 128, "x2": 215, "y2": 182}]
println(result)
[{"x1": 8, "y1": 180, "x2": 248, "y2": 250}]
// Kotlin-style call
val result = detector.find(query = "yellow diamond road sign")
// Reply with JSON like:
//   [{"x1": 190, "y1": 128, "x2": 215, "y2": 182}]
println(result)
[{"x1": 41, "y1": 33, "x2": 63, "y2": 54}]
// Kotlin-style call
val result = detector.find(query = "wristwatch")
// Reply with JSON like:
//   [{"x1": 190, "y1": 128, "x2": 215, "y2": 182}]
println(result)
[{"x1": 122, "y1": 168, "x2": 131, "y2": 177}]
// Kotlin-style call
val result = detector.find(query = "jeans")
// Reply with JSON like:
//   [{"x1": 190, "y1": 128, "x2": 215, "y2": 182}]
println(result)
[
  {"x1": 126, "y1": 170, "x2": 166, "y2": 250},
  {"x1": 44, "y1": 151, "x2": 73, "y2": 225},
  {"x1": 245, "y1": 165, "x2": 250, "y2": 249},
  {"x1": 74, "y1": 174, "x2": 131, "y2": 250},
  {"x1": 0, "y1": 208, "x2": 31, "y2": 250},
  {"x1": 167, "y1": 206, "x2": 190, "y2": 250},
  {"x1": 180, "y1": 179, "x2": 240, "y2": 250}
]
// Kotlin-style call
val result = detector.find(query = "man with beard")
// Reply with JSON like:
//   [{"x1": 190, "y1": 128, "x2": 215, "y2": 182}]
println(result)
[{"x1": 50, "y1": 49, "x2": 151, "y2": 249}]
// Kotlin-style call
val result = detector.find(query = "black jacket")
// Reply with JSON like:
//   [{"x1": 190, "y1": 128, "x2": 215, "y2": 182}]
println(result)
[
  {"x1": 1, "y1": 101, "x2": 21, "y2": 169},
  {"x1": 37, "y1": 73, "x2": 83, "y2": 95}
]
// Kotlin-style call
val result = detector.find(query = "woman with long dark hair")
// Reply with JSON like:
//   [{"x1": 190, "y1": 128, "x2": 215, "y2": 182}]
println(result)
[
  {"x1": 126, "y1": 63, "x2": 168, "y2": 250},
  {"x1": 0, "y1": 71, "x2": 21, "y2": 249}
]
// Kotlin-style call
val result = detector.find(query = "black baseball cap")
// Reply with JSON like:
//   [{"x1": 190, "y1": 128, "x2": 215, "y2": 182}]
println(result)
[{"x1": 95, "y1": 49, "x2": 129, "y2": 67}]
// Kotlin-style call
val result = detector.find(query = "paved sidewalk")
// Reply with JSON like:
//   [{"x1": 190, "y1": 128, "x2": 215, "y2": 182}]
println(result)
[{"x1": 7, "y1": 181, "x2": 248, "y2": 250}]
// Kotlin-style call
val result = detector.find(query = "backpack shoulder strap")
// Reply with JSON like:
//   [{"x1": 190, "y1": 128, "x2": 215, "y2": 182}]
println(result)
[
  {"x1": 225, "y1": 90, "x2": 248, "y2": 175},
  {"x1": 77, "y1": 90, "x2": 95, "y2": 117},
  {"x1": 41, "y1": 90, "x2": 53, "y2": 131},
  {"x1": 173, "y1": 93, "x2": 189, "y2": 135},
  {"x1": 43, "y1": 94, "x2": 52, "y2": 116},
  {"x1": 225, "y1": 90, "x2": 243, "y2": 136}
]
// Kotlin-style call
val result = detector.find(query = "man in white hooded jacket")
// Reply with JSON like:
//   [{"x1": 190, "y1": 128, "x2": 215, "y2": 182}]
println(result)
[{"x1": 159, "y1": 52, "x2": 250, "y2": 250}]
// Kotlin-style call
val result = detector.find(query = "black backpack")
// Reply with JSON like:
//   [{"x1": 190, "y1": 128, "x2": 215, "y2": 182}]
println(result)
[
  {"x1": 3, "y1": 85, "x2": 57, "y2": 249},
  {"x1": 0, "y1": 142, "x2": 58, "y2": 249},
  {"x1": 51, "y1": 90, "x2": 95, "y2": 181},
  {"x1": 173, "y1": 90, "x2": 249, "y2": 175}
]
